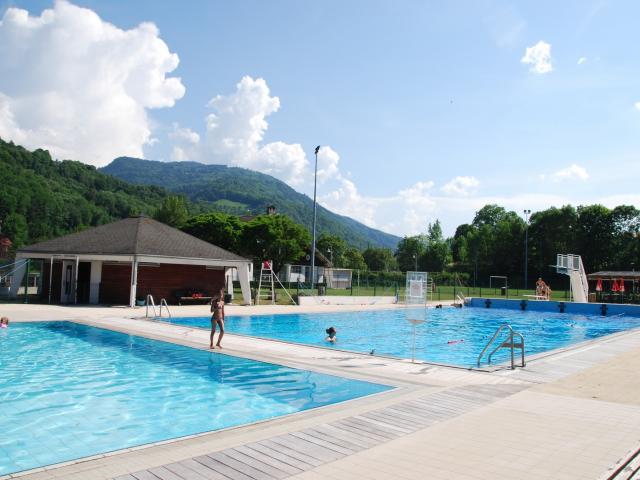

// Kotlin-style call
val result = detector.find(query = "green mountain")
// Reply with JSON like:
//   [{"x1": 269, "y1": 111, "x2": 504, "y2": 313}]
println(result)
[
  {"x1": 0, "y1": 139, "x2": 170, "y2": 247},
  {"x1": 101, "y1": 157, "x2": 400, "y2": 249}
]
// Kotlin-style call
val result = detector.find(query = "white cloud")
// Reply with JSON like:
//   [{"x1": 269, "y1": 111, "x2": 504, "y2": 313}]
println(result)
[
  {"x1": 521, "y1": 41, "x2": 553, "y2": 74},
  {"x1": 0, "y1": 1, "x2": 184, "y2": 165},
  {"x1": 550, "y1": 164, "x2": 589, "y2": 182},
  {"x1": 577, "y1": 57, "x2": 588, "y2": 65},
  {"x1": 316, "y1": 146, "x2": 341, "y2": 183},
  {"x1": 634, "y1": 102, "x2": 640, "y2": 111},
  {"x1": 441, "y1": 176, "x2": 480, "y2": 196},
  {"x1": 191, "y1": 76, "x2": 309, "y2": 185},
  {"x1": 168, "y1": 123, "x2": 200, "y2": 161}
]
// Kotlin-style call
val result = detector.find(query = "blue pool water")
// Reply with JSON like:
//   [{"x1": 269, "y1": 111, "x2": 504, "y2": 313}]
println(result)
[
  {"x1": 164, "y1": 307, "x2": 640, "y2": 367},
  {"x1": 0, "y1": 322, "x2": 391, "y2": 475}
]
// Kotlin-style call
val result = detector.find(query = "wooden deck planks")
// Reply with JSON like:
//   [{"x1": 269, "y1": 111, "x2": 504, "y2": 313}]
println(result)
[
  {"x1": 222, "y1": 449, "x2": 291, "y2": 480},
  {"x1": 118, "y1": 383, "x2": 525, "y2": 480},
  {"x1": 133, "y1": 471, "x2": 162, "y2": 480},
  {"x1": 233, "y1": 445, "x2": 304, "y2": 476},
  {"x1": 174, "y1": 458, "x2": 230, "y2": 480},
  {"x1": 206, "y1": 452, "x2": 277, "y2": 480},
  {"x1": 193, "y1": 454, "x2": 255, "y2": 480},
  {"x1": 241, "y1": 443, "x2": 316, "y2": 472}
]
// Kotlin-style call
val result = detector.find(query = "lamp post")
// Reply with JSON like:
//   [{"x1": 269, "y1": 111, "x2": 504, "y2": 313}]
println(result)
[
  {"x1": 327, "y1": 247, "x2": 333, "y2": 266},
  {"x1": 311, "y1": 146, "x2": 320, "y2": 289},
  {"x1": 413, "y1": 253, "x2": 417, "y2": 271},
  {"x1": 524, "y1": 209, "x2": 531, "y2": 290}
]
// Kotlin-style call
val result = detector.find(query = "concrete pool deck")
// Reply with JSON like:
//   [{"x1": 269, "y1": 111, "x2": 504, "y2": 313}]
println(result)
[{"x1": 2, "y1": 303, "x2": 640, "y2": 480}]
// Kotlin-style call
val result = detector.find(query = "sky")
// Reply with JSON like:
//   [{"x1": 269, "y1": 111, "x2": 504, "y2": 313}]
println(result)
[{"x1": 1, "y1": 0, "x2": 640, "y2": 237}]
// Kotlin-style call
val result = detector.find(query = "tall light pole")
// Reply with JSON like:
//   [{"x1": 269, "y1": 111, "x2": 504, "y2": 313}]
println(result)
[
  {"x1": 524, "y1": 209, "x2": 531, "y2": 290},
  {"x1": 413, "y1": 253, "x2": 417, "y2": 271},
  {"x1": 327, "y1": 247, "x2": 333, "y2": 266},
  {"x1": 311, "y1": 146, "x2": 320, "y2": 289}
]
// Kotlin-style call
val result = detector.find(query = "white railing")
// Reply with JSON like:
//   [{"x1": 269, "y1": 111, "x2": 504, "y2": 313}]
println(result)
[
  {"x1": 159, "y1": 298, "x2": 172, "y2": 318},
  {"x1": 556, "y1": 254, "x2": 589, "y2": 303},
  {"x1": 145, "y1": 294, "x2": 157, "y2": 318},
  {"x1": 145, "y1": 295, "x2": 172, "y2": 318}
]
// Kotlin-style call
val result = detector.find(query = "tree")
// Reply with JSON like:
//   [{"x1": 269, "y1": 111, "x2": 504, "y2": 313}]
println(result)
[
  {"x1": 153, "y1": 195, "x2": 189, "y2": 227},
  {"x1": 2, "y1": 212, "x2": 28, "y2": 247},
  {"x1": 181, "y1": 212, "x2": 244, "y2": 252},
  {"x1": 342, "y1": 247, "x2": 367, "y2": 270},
  {"x1": 420, "y1": 220, "x2": 451, "y2": 272},
  {"x1": 528, "y1": 205, "x2": 578, "y2": 277},
  {"x1": 575, "y1": 204, "x2": 614, "y2": 272},
  {"x1": 395, "y1": 235, "x2": 426, "y2": 272},
  {"x1": 239, "y1": 214, "x2": 311, "y2": 271},
  {"x1": 362, "y1": 247, "x2": 397, "y2": 271},
  {"x1": 316, "y1": 233, "x2": 348, "y2": 267}
]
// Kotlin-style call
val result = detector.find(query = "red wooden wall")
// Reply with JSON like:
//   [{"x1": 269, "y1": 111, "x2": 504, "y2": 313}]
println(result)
[{"x1": 100, "y1": 263, "x2": 225, "y2": 304}]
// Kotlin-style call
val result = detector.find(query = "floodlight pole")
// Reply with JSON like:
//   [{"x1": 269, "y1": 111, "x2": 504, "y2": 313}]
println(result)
[
  {"x1": 413, "y1": 253, "x2": 417, "y2": 271},
  {"x1": 524, "y1": 209, "x2": 531, "y2": 290},
  {"x1": 311, "y1": 146, "x2": 320, "y2": 289}
]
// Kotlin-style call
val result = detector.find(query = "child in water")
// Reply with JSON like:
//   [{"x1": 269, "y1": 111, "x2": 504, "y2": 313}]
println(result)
[
  {"x1": 325, "y1": 326, "x2": 337, "y2": 343},
  {"x1": 0, "y1": 317, "x2": 9, "y2": 328}
]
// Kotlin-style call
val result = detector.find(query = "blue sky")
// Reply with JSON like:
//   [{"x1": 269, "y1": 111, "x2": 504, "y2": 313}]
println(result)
[{"x1": 1, "y1": 0, "x2": 639, "y2": 237}]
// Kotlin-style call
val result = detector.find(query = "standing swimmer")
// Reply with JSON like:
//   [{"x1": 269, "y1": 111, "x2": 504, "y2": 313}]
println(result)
[
  {"x1": 0, "y1": 316, "x2": 8, "y2": 328},
  {"x1": 209, "y1": 289, "x2": 225, "y2": 349}
]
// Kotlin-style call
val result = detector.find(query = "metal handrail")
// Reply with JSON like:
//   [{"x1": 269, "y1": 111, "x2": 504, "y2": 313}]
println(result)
[
  {"x1": 145, "y1": 294, "x2": 157, "y2": 318},
  {"x1": 159, "y1": 298, "x2": 172, "y2": 318},
  {"x1": 477, "y1": 324, "x2": 525, "y2": 369}
]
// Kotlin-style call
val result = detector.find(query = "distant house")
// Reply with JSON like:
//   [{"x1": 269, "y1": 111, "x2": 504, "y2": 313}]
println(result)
[
  {"x1": 14, "y1": 216, "x2": 252, "y2": 306},
  {"x1": 240, "y1": 205, "x2": 278, "y2": 222}
]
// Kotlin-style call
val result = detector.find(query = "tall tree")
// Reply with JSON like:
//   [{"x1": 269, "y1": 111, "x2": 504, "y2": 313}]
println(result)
[
  {"x1": 395, "y1": 235, "x2": 426, "y2": 272},
  {"x1": 153, "y1": 195, "x2": 189, "y2": 227},
  {"x1": 363, "y1": 247, "x2": 397, "y2": 271},
  {"x1": 239, "y1": 214, "x2": 311, "y2": 271},
  {"x1": 420, "y1": 220, "x2": 451, "y2": 271},
  {"x1": 181, "y1": 212, "x2": 244, "y2": 252},
  {"x1": 316, "y1": 233, "x2": 349, "y2": 268}
]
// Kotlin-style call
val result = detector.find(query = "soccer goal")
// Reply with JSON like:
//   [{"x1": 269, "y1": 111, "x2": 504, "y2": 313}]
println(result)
[{"x1": 489, "y1": 275, "x2": 508, "y2": 295}]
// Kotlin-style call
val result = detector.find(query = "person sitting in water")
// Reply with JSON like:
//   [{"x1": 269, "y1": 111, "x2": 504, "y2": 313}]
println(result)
[
  {"x1": 0, "y1": 316, "x2": 9, "y2": 328},
  {"x1": 325, "y1": 326, "x2": 337, "y2": 343}
]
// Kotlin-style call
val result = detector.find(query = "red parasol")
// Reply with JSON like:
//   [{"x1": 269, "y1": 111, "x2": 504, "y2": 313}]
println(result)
[
  {"x1": 619, "y1": 278, "x2": 625, "y2": 293},
  {"x1": 596, "y1": 278, "x2": 603, "y2": 292},
  {"x1": 611, "y1": 279, "x2": 619, "y2": 292}
]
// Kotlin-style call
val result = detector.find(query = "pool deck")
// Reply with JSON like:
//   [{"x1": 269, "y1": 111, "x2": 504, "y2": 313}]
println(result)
[{"x1": 2, "y1": 303, "x2": 640, "y2": 480}]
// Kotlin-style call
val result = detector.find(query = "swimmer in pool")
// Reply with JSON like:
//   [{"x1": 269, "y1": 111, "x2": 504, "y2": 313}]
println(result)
[
  {"x1": 0, "y1": 317, "x2": 8, "y2": 328},
  {"x1": 325, "y1": 326, "x2": 337, "y2": 343}
]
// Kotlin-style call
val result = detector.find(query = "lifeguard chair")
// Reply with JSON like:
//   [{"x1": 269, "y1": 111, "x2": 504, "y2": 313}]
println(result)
[{"x1": 256, "y1": 260, "x2": 296, "y2": 305}]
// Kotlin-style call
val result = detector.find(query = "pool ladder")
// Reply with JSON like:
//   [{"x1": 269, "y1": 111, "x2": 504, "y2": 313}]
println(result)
[
  {"x1": 477, "y1": 324, "x2": 525, "y2": 369},
  {"x1": 145, "y1": 294, "x2": 172, "y2": 318}
]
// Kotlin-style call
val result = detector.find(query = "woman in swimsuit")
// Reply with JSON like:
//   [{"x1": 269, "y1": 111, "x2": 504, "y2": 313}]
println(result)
[{"x1": 210, "y1": 289, "x2": 225, "y2": 349}]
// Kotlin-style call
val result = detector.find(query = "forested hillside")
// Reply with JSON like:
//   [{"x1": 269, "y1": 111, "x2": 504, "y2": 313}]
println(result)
[
  {"x1": 101, "y1": 157, "x2": 400, "y2": 250},
  {"x1": 0, "y1": 139, "x2": 171, "y2": 247}
]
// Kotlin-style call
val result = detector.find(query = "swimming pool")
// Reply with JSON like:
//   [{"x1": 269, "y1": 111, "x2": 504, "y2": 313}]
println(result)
[
  {"x1": 0, "y1": 322, "x2": 391, "y2": 475},
  {"x1": 164, "y1": 307, "x2": 640, "y2": 367}
]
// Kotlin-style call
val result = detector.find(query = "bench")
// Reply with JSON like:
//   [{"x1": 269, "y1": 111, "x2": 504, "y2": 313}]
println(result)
[{"x1": 522, "y1": 294, "x2": 549, "y2": 301}]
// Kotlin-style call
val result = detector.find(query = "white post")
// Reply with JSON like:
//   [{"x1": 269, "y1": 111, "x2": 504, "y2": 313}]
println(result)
[
  {"x1": 129, "y1": 257, "x2": 138, "y2": 307},
  {"x1": 89, "y1": 261, "x2": 102, "y2": 304},
  {"x1": 74, "y1": 256, "x2": 79, "y2": 304},
  {"x1": 238, "y1": 262, "x2": 252, "y2": 305}
]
